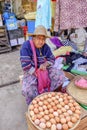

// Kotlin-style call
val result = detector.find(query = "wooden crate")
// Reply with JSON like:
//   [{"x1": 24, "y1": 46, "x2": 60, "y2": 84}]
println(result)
[{"x1": 0, "y1": 26, "x2": 11, "y2": 53}]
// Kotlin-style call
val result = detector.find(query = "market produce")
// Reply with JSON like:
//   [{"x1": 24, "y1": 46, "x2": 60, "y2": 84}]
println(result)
[
  {"x1": 75, "y1": 77, "x2": 87, "y2": 89},
  {"x1": 28, "y1": 92, "x2": 81, "y2": 130}
]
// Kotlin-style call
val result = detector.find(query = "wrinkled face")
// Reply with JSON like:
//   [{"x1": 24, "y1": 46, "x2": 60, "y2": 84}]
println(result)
[{"x1": 33, "y1": 35, "x2": 46, "y2": 48}]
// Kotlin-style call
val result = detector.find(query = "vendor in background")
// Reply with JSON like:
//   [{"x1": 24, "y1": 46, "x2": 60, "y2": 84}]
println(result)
[{"x1": 20, "y1": 25, "x2": 65, "y2": 105}]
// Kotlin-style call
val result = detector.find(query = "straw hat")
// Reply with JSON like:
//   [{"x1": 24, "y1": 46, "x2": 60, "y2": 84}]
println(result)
[{"x1": 28, "y1": 25, "x2": 51, "y2": 38}]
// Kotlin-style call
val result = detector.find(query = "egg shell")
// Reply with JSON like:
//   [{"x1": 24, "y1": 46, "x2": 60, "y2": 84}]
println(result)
[
  {"x1": 50, "y1": 102, "x2": 55, "y2": 107},
  {"x1": 46, "y1": 121, "x2": 52, "y2": 128},
  {"x1": 32, "y1": 100, "x2": 37, "y2": 105},
  {"x1": 53, "y1": 106, "x2": 57, "y2": 111},
  {"x1": 51, "y1": 124, "x2": 56, "y2": 130},
  {"x1": 39, "y1": 122, "x2": 46, "y2": 129},
  {"x1": 49, "y1": 108, "x2": 54, "y2": 113},
  {"x1": 68, "y1": 121, "x2": 73, "y2": 128},
  {"x1": 34, "y1": 119, "x2": 40, "y2": 125},
  {"x1": 44, "y1": 110, "x2": 49, "y2": 115},
  {"x1": 29, "y1": 105, "x2": 34, "y2": 110},
  {"x1": 55, "y1": 117, "x2": 60, "y2": 123},
  {"x1": 63, "y1": 112, "x2": 69, "y2": 117},
  {"x1": 60, "y1": 102, "x2": 65, "y2": 106},
  {"x1": 43, "y1": 101, "x2": 48, "y2": 105},
  {"x1": 66, "y1": 116, "x2": 71, "y2": 122},
  {"x1": 47, "y1": 104, "x2": 52, "y2": 109},
  {"x1": 56, "y1": 123, "x2": 62, "y2": 130},
  {"x1": 38, "y1": 101, "x2": 43, "y2": 106},
  {"x1": 67, "y1": 96, "x2": 72, "y2": 100},
  {"x1": 43, "y1": 105, "x2": 47, "y2": 110},
  {"x1": 39, "y1": 96, "x2": 44, "y2": 101},
  {"x1": 71, "y1": 117, "x2": 77, "y2": 123},
  {"x1": 39, "y1": 112, "x2": 44, "y2": 116},
  {"x1": 75, "y1": 110, "x2": 81, "y2": 115},
  {"x1": 70, "y1": 107, "x2": 75, "y2": 112},
  {"x1": 30, "y1": 111, "x2": 34, "y2": 117},
  {"x1": 48, "y1": 93, "x2": 52, "y2": 98},
  {"x1": 53, "y1": 111, "x2": 59, "y2": 117},
  {"x1": 44, "y1": 115, "x2": 50, "y2": 121},
  {"x1": 57, "y1": 109, "x2": 62, "y2": 114},
  {"x1": 68, "y1": 103, "x2": 73, "y2": 107},
  {"x1": 60, "y1": 118, "x2": 67, "y2": 124},
  {"x1": 61, "y1": 108, "x2": 66, "y2": 112},
  {"x1": 64, "y1": 100, "x2": 69, "y2": 105},
  {"x1": 34, "y1": 104, "x2": 38, "y2": 108},
  {"x1": 62, "y1": 124, "x2": 69, "y2": 130},
  {"x1": 49, "y1": 114, "x2": 54, "y2": 118},
  {"x1": 38, "y1": 107, "x2": 43, "y2": 112},
  {"x1": 40, "y1": 118, "x2": 46, "y2": 123},
  {"x1": 48, "y1": 98, "x2": 52, "y2": 103},
  {"x1": 36, "y1": 98, "x2": 40, "y2": 102},
  {"x1": 50, "y1": 118, "x2": 56, "y2": 124},
  {"x1": 57, "y1": 104, "x2": 62, "y2": 109},
  {"x1": 34, "y1": 108, "x2": 39, "y2": 114},
  {"x1": 37, "y1": 114, "x2": 42, "y2": 119}
]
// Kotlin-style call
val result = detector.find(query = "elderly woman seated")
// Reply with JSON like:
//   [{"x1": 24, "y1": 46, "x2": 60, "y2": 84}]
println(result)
[{"x1": 20, "y1": 25, "x2": 65, "y2": 105}]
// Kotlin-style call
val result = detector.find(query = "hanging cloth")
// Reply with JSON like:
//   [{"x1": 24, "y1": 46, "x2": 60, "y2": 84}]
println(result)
[
  {"x1": 54, "y1": 0, "x2": 87, "y2": 30},
  {"x1": 35, "y1": 0, "x2": 52, "y2": 29}
]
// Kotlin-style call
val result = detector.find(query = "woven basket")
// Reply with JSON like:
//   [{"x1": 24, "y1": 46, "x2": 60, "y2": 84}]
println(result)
[
  {"x1": 27, "y1": 92, "x2": 81, "y2": 130},
  {"x1": 67, "y1": 76, "x2": 87, "y2": 105}
]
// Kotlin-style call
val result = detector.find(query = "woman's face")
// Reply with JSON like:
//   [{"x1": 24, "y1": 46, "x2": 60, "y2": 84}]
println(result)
[{"x1": 33, "y1": 35, "x2": 46, "y2": 48}]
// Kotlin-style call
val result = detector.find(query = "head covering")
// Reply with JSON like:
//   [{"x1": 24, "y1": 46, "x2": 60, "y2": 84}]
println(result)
[{"x1": 28, "y1": 25, "x2": 51, "y2": 38}]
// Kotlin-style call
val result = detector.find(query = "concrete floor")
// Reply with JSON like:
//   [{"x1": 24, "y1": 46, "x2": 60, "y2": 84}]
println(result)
[{"x1": 0, "y1": 49, "x2": 28, "y2": 130}]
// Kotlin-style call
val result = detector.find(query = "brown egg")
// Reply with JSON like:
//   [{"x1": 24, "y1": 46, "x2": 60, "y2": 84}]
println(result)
[
  {"x1": 73, "y1": 102, "x2": 78, "y2": 106},
  {"x1": 49, "y1": 108, "x2": 54, "y2": 113},
  {"x1": 51, "y1": 124, "x2": 56, "y2": 130},
  {"x1": 55, "y1": 117, "x2": 60, "y2": 123},
  {"x1": 67, "y1": 96, "x2": 72, "y2": 100},
  {"x1": 48, "y1": 93, "x2": 52, "y2": 98},
  {"x1": 75, "y1": 106, "x2": 81, "y2": 110},
  {"x1": 34, "y1": 104, "x2": 38, "y2": 108},
  {"x1": 61, "y1": 108, "x2": 66, "y2": 112},
  {"x1": 57, "y1": 104, "x2": 62, "y2": 109},
  {"x1": 31, "y1": 115, "x2": 36, "y2": 121},
  {"x1": 74, "y1": 114, "x2": 80, "y2": 119},
  {"x1": 44, "y1": 110, "x2": 49, "y2": 115},
  {"x1": 51, "y1": 92, "x2": 55, "y2": 96},
  {"x1": 44, "y1": 115, "x2": 50, "y2": 121},
  {"x1": 70, "y1": 107, "x2": 75, "y2": 112},
  {"x1": 66, "y1": 116, "x2": 71, "y2": 122},
  {"x1": 38, "y1": 107, "x2": 43, "y2": 112},
  {"x1": 30, "y1": 111, "x2": 34, "y2": 117},
  {"x1": 32, "y1": 99, "x2": 37, "y2": 105},
  {"x1": 37, "y1": 114, "x2": 42, "y2": 119},
  {"x1": 75, "y1": 110, "x2": 81, "y2": 115},
  {"x1": 60, "y1": 114, "x2": 65, "y2": 119},
  {"x1": 49, "y1": 114, "x2": 54, "y2": 118},
  {"x1": 43, "y1": 105, "x2": 47, "y2": 110},
  {"x1": 43, "y1": 101, "x2": 48, "y2": 105},
  {"x1": 44, "y1": 94, "x2": 48, "y2": 99},
  {"x1": 60, "y1": 102, "x2": 65, "y2": 106},
  {"x1": 46, "y1": 121, "x2": 51, "y2": 128},
  {"x1": 52, "y1": 97, "x2": 56, "y2": 101},
  {"x1": 68, "y1": 121, "x2": 73, "y2": 128},
  {"x1": 64, "y1": 100, "x2": 69, "y2": 105},
  {"x1": 47, "y1": 104, "x2": 52, "y2": 109},
  {"x1": 36, "y1": 98, "x2": 40, "y2": 102},
  {"x1": 68, "y1": 103, "x2": 73, "y2": 107},
  {"x1": 50, "y1": 102, "x2": 55, "y2": 107},
  {"x1": 60, "y1": 118, "x2": 67, "y2": 124},
  {"x1": 53, "y1": 106, "x2": 57, "y2": 111},
  {"x1": 34, "y1": 108, "x2": 39, "y2": 114},
  {"x1": 62, "y1": 124, "x2": 68, "y2": 130},
  {"x1": 71, "y1": 117, "x2": 77, "y2": 123},
  {"x1": 63, "y1": 112, "x2": 69, "y2": 117},
  {"x1": 50, "y1": 118, "x2": 56, "y2": 124},
  {"x1": 57, "y1": 109, "x2": 62, "y2": 114},
  {"x1": 40, "y1": 112, "x2": 44, "y2": 116},
  {"x1": 40, "y1": 118, "x2": 46, "y2": 123},
  {"x1": 39, "y1": 96, "x2": 44, "y2": 101},
  {"x1": 38, "y1": 101, "x2": 43, "y2": 106},
  {"x1": 47, "y1": 98, "x2": 52, "y2": 103},
  {"x1": 55, "y1": 95, "x2": 59, "y2": 99},
  {"x1": 54, "y1": 100, "x2": 59, "y2": 105},
  {"x1": 69, "y1": 99, "x2": 74, "y2": 103},
  {"x1": 29, "y1": 105, "x2": 34, "y2": 110}
]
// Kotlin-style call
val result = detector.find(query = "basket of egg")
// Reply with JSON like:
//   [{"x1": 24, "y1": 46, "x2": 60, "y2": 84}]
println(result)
[{"x1": 27, "y1": 92, "x2": 81, "y2": 130}]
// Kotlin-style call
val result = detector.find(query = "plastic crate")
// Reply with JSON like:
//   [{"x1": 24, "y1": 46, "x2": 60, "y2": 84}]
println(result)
[{"x1": 27, "y1": 20, "x2": 35, "y2": 33}]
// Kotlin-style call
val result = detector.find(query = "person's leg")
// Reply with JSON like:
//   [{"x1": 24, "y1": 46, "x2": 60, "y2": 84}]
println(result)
[
  {"x1": 22, "y1": 74, "x2": 38, "y2": 105},
  {"x1": 48, "y1": 67, "x2": 65, "y2": 92}
]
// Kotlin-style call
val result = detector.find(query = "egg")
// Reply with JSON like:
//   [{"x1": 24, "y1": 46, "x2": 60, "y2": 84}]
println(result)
[
  {"x1": 47, "y1": 104, "x2": 52, "y2": 109},
  {"x1": 51, "y1": 124, "x2": 56, "y2": 130},
  {"x1": 48, "y1": 98, "x2": 52, "y2": 103},
  {"x1": 50, "y1": 102, "x2": 55, "y2": 107},
  {"x1": 29, "y1": 105, "x2": 34, "y2": 110},
  {"x1": 57, "y1": 104, "x2": 62, "y2": 109},
  {"x1": 68, "y1": 103, "x2": 73, "y2": 107},
  {"x1": 31, "y1": 115, "x2": 36, "y2": 121},
  {"x1": 74, "y1": 114, "x2": 80, "y2": 119},
  {"x1": 64, "y1": 105, "x2": 69, "y2": 110},
  {"x1": 55, "y1": 100, "x2": 59, "y2": 104},
  {"x1": 39, "y1": 96, "x2": 44, "y2": 101},
  {"x1": 67, "y1": 110, "x2": 73, "y2": 115},
  {"x1": 49, "y1": 108, "x2": 54, "y2": 113},
  {"x1": 46, "y1": 121, "x2": 51, "y2": 128},
  {"x1": 62, "y1": 124, "x2": 68, "y2": 130},
  {"x1": 38, "y1": 101, "x2": 43, "y2": 106},
  {"x1": 53, "y1": 112, "x2": 59, "y2": 117},
  {"x1": 48, "y1": 93, "x2": 52, "y2": 98},
  {"x1": 61, "y1": 108, "x2": 66, "y2": 112},
  {"x1": 68, "y1": 121, "x2": 73, "y2": 128},
  {"x1": 49, "y1": 114, "x2": 54, "y2": 118},
  {"x1": 60, "y1": 102, "x2": 65, "y2": 106},
  {"x1": 44, "y1": 115, "x2": 50, "y2": 121},
  {"x1": 34, "y1": 104, "x2": 38, "y2": 108},
  {"x1": 40, "y1": 118, "x2": 46, "y2": 123},
  {"x1": 57, "y1": 109, "x2": 62, "y2": 114},
  {"x1": 66, "y1": 116, "x2": 71, "y2": 122},
  {"x1": 43, "y1": 105, "x2": 47, "y2": 110},
  {"x1": 50, "y1": 118, "x2": 56, "y2": 124},
  {"x1": 55, "y1": 117, "x2": 60, "y2": 123},
  {"x1": 64, "y1": 100, "x2": 69, "y2": 105},
  {"x1": 30, "y1": 111, "x2": 34, "y2": 117},
  {"x1": 39, "y1": 122, "x2": 46, "y2": 129},
  {"x1": 34, "y1": 119, "x2": 40, "y2": 125},
  {"x1": 43, "y1": 101, "x2": 48, "y2": 105},
  {"x1": 71, "y1": 117, "x2": 77, "y2": 123},
  {"x1": 32, "y1": 100, "x2": 37, "y2": 105},
  {"x1": 59, "y1": 98, "x2": 63, "y2": 102},
  {"x1": 38, "y1": 107, "x2": 43, "y2": 112},
  {"x1": 60, "y1": 118, "x2": 66, "y2": 124},
  {"x1": 67, "y1": 96, "x2": 72, "y2": 100},
  {"x1": 70, "y1": 107, "x2": 75, "y2": 112},
  {"x1": 37, "y1": 114, "x2": 42, "y2": 119},
  {"x1": 39, "y1": 112, "x2": 44, "y2": 116},
  {"x1": 75, "y1": 110, "x2": 81, "y2": 115},
  {"x1": 34, "y1": 108, "x2": 39, "y2": 114},
  {"x1": 53, "y1": 106, "x2": 57, "y2": 111},
  {"x1": 44, "y1": 110, "x2": 49, "y2": 115},
  {"x1": 56, "y1": 123, "x2": 62, "y2": 130}
]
